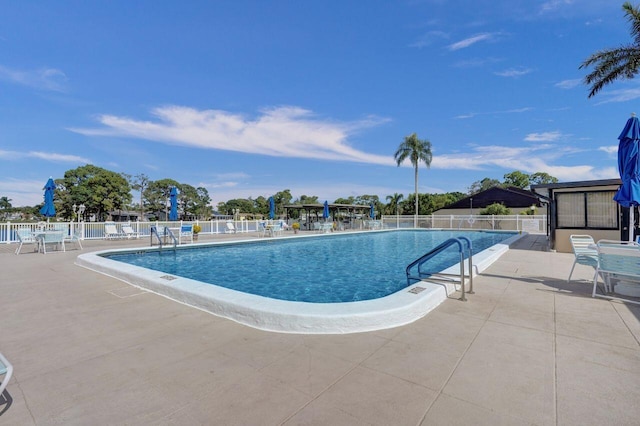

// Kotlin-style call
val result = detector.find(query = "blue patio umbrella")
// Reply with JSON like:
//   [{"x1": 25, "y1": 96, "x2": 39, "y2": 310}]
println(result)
[
  {"x1": 369, "y1": 203, "x2": 375, "y2": 220},
  {"x1": 323, "y1": 200, "x2": 330, "y2": 220},
  {"x1": 268, "y1": 196, "x2": 275, "y2": 219},
  {"x1": 613, "y1": 113, "x2": 640, "y2": 241},
  {"x1": 39, "y1": 177, "x2": 56, "y2": 219},
  {"x1": 169, "y1": 186, "x2": 179, "y2": 221}
]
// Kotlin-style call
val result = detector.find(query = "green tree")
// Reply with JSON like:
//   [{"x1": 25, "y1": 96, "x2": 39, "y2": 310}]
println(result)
[
  {"x1": 129, "y1": 173, "x2": 150, "y2": 220},
  {"x1": 0, "y1": 196, "x2": 12, "y2": 210},
  {"x1": 386, "y1": 193, "x2": 404, "y2": 215},
  {"x1": 144, "y1": 178, "x2": 180, "y2": 220},
  {"x1": 580, "y1": 2, "x2": 640, "y2": 98},
  {"x1": 273, "y1": 190, "x2": 293, "y2": 215},
  {"x1": 480, "y1": 203, "x2": 511, "y2": 215},
  {"x1": 296, "y1": 194, "x2": 319, "y2": 204},
  {"x1": 468, "y1": 178, "x2": 501, "y2": 195},
  {"x1": 59, "y1": 165, "x2": 132, "y2": 221},
  {"x1": 529, "y1": 172, "x2": 558, "y2": 186},
  {"x1": 394, "y1": 133, "x2": 433, "y2": 227},
  {"x1": 503, "y1": 171, "x2": 530, "y2": 189},
  {"x1": 334, "y1": 196, "x2": 356, "y2": 204}
]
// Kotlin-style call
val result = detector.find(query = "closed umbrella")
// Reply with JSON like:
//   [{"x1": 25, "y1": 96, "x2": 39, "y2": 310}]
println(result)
[
  {"x1": 39, "y1": 177, "x2": 56, "y2": 220},
  {"x1": 169, "y1": 187, "x2": 178, "y2": 221},
  {"x1": 613, "y1": 113, "x2": 640, "y2": 242},
  {"x1": 323, "y1": 200, "x2": 330, "y2": 220},
  {"x1": 370, "y1": 203, "x2": 375, "y2": 220},
  {"x1": 269, "y1": 196, "x2": 275, "y2": 220}
]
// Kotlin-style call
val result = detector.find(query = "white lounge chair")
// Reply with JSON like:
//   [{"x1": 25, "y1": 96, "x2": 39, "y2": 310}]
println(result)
[
  {"x1": 258, "y1": 222, "x2": 268, "y2": 237},
  {"x1": 0, "y1": 351, "x2": 13, "y2": 397},
  {"x1": 225, "y1": 221, "x2": 236, "y2": 233},
  {"x1": 104, "y1": 222, "x2": 123, "y2": 239},
  {"x1": 15, "y1": 228, "x2": 38, "y2": 255},
  {"x1": 122, "y1": 224, "x2": 139, "y2": 239}
]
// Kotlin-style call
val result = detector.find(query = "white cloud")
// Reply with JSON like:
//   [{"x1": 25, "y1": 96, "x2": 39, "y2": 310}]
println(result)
[
  {"x1": 524, "y1": 131, "x2": 562, "y2": 142},
  {"x1": 540, "y1": 0, "x2": 574, "y2": 13},
  {"x1": 0, "y1": 149, "x2": 90, "y2": 163},
  {"x1": 596, "y1": 88, "x2": 640, "y2": 104},
  {"x1": 409, "y1": 30, "x2": 448, "y2": 48},
  {"x1": 494, "y1": 67, "x2": 532, "y2": 78},
  {"x1": 599, "y1": 145, "x2": 618, "y2": 154},
  {"x1": 447, "y1": 33, "x2": 497, "y2": 51},
  {"x1": 0, "y1": 65, "x2": 68, "y2": 92},
  {"x1": 555, "y1": 79, "x2": 581, "y2": 89},
  {"x1": 70, "y1": 105, "x2": 395, "y2": 166},
  {"x1": 454, "y1": 107, "x2": 532, "y2": 120},
  {"x1": 0, "y1": 178, "x2": 47, "y2": 207}
]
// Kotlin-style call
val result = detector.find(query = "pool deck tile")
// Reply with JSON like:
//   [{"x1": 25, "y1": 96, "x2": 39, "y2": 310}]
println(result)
[{"x1": 1, "y1": 232, "x2": 639, "y2": 425}]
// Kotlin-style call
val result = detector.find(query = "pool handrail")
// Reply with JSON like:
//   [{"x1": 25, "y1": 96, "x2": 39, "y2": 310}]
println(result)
[
  {"x1": 150, "y1": 226, "x2": 178, "y2": 250},
  {"x1": 406, "y1": 237, "x2": 473, "y2": 301}
]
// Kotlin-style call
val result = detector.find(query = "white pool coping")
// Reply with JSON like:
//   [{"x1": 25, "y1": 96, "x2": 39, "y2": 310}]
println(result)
[{"x1": 76, "y1": 230, "x2": 525, "y2": 334}]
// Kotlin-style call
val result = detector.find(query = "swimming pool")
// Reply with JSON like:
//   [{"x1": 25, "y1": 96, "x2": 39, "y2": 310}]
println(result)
[
  {"x1": 104, "y1": 230, "x2": 514, "y2": 303},
  {"x1": 77, "y1": 230, "x2": 524, "y2": 334}
]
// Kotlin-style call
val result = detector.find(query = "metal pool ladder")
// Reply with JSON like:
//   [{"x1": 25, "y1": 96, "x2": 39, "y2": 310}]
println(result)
[
  {"x1": 150, "y1": 226, "x2": 178, "y2": 250},
  {"x1": 405, "y1": 237, "x2": 474, "y2": 301}
]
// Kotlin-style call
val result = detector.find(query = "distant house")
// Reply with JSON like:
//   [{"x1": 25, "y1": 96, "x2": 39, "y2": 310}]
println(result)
[
  {"x1": 434, "y1": 186, "x2": 542, "y2": 216},
  {"x1": 532, "y1": 179, "x2": 623, "y2": 253},
  {"x1": 108, "y1": 210, "x2": 152, "y2": 222}
]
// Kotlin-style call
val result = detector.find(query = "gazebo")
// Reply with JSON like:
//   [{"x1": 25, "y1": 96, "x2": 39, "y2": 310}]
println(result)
[{"x1": 283, "y1": 203, "x2": 372, "y2": 230}]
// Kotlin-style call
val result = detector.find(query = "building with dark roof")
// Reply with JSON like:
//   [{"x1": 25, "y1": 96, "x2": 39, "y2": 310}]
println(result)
[{"x1": 434, "y1": 186, "x2": 542, "y2": 215}]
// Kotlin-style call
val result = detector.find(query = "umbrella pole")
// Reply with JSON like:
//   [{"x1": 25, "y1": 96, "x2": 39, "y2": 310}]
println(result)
[{"x1": 630, "y1": 207, "x2": 635, "y2": 242}]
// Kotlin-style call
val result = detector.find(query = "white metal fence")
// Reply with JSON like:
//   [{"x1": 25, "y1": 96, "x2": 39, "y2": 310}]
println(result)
[
  {"x1": 0, "y1": 214, "x2": 547, "y2": 244},
  {"x1": 380, "y1": 214, "x2": 547, "y2": 233}
]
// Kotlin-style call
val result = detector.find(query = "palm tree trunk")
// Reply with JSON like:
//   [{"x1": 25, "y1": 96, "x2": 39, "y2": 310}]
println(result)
[{"x1": 414, "y1": 166, "x2": 419, "y2": 228}]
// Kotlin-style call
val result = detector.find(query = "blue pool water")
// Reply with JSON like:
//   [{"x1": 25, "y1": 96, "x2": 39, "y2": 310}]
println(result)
[{"x1": 104, "y1": 230, "x2": 514, "y2": 303}]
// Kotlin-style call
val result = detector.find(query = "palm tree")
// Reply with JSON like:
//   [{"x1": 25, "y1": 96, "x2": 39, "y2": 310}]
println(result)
[
  {"x1": 580, "y1": 2, "x2": 640, "y2": 98},
  {"x1": 394, "y1": 133, "x2": 432, "y2": 227},
  {"x1": 386, "y1": 193, "x2": 404, "y2": 214}
]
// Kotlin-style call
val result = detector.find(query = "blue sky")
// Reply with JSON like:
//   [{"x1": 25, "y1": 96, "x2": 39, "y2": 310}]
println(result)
[{"x1": 0, "y1": 1, "x2": 636, "y2": 208}]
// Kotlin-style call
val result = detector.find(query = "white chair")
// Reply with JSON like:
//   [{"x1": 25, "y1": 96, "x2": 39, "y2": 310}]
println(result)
[
  {"x1": 568, "y1": 235, "x2": 598, "y2": 282},
  {"x1": 104, "y1": 222, "x2": 123, "y2": 239},
  {"x1": 15, "y1": 228, "x2": 38, "y2": 255},
  {"x1": 122, "y1": 224, "x2": 139, "y2": 239},
  {"x1": 270, "y1": 223, "x2": 283, "y2": 237},
  {"x1": 0, "y1": 351, "x2": 13, "y2": 398},
  {"x1": 225, "y1": 221, "x2": 236, "y2": 233},
  {"x1": 257, "y1": 222, "x2": 268, "y2": 237},
  {"x1": 179, "y1": 224, "x2": 193, "y2": 244},
  {"x1": 39, "y1": 231, "x2": 65, "y2": 254}
]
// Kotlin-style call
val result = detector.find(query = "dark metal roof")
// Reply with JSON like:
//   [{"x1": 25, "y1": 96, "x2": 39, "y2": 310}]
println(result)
[
  {"x1": 444, "y1": 186, "x2": 542, "y2": 209},
  {"x1": 531, "y1": 178, "x2": 621, "y2": 190}
]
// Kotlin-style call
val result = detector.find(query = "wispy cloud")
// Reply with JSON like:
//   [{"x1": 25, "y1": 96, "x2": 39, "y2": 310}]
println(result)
[
  {"x1": 431, "y1": 144, "x2": 616, "y2": 181},
  {"x1": 540, "y1": 0, "x2": 574, "y2": 14},
  {"x1": 409, "y1": 30, "x2": 448, "y2": 48},
  {"x1": 447, "y1": 32, "x2": 498, "y2": 51},
  {"x1": 0, "y1": 65, "x2": 68, "y2": 92},
  {"x1": 454, "y1": 107, "x2": 532, "y2": 120},
  {"x1": 524, "y1": 131, "x2": 562, "y2": 142},
  {"x1": 70, "y1": 105, "x2": 394, "y2": 166},
  {"x1": 555, "y1": 79, "x2": 581, "y2": 89},
  {"x1": 596, "y1": 88, "x2": 640, "y2": 104},
  {"x1": 494, "y1": 67, "x2": 532, "y2": 78},
  {"x1": 599, "y1": 145, "x2": 617, "y2": 154},
  {"x1": 0, "y1": 149, "x2": 89, "y2": 163},
  {"x1": 452, "y1": 57, "x2": 503, "y2": 68}
]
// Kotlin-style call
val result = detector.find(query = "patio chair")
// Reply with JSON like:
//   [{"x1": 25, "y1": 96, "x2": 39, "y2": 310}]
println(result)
[
  {"x1": 0, "y1": 351, "x2": 13, "y2": 397},
  {"x1": 15, "y1": 228, "x2": 38, "y2": 255},
  {"x1": 104, "y1": 222, "x2": 123, "y2": 239},
  {"x1": 592, "y1": 240, "x2": 640, "y2": 305},
  {"x1": 567, "y1": 234, "x2": 598, "y2": 282},
  {"x1": 179, "y1": 224, "x2": 193, "y2": 244},
  {"x1": 270, "y1": 223, "x2": 283, "y2": 237},
  {"x1": 122, "y1": 224, "x2": 139, "y2": 239},
  {"x1": 258, "y1": 222, "x2": 268, "y2": 237},
  {"x1": 225, "y1": 221, "x2": 236, "y2": 233}
]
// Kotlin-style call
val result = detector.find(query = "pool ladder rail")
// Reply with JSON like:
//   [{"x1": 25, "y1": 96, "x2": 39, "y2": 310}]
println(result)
[
  {"x1": 405, "y1": 237, "x2": 474, "y2": 301},
  {"x1": 150, "y1": 226, "x2": 178, "y2": 250}
]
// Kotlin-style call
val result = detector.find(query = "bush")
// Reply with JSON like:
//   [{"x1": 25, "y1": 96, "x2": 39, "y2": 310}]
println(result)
[{"x1": 193, "y1": 224, "x2": 202, "y2": 234}]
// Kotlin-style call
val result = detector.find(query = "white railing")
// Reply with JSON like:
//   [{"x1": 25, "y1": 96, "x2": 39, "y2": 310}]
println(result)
[
  {"x1": 0, "y1": 215, "x2": 547, "y2": 244},
  {"x1": 380, "y1": 214, "x2": 547, "y2": 234},
  {"x1": 0, "y1": 219, "x2": 261, "y2": 244}
]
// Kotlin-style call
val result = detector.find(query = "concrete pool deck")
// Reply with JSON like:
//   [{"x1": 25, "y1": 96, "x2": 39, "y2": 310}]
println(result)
[{"x1": 0, "y1": 233, "x2": 639, "y2": 425}]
